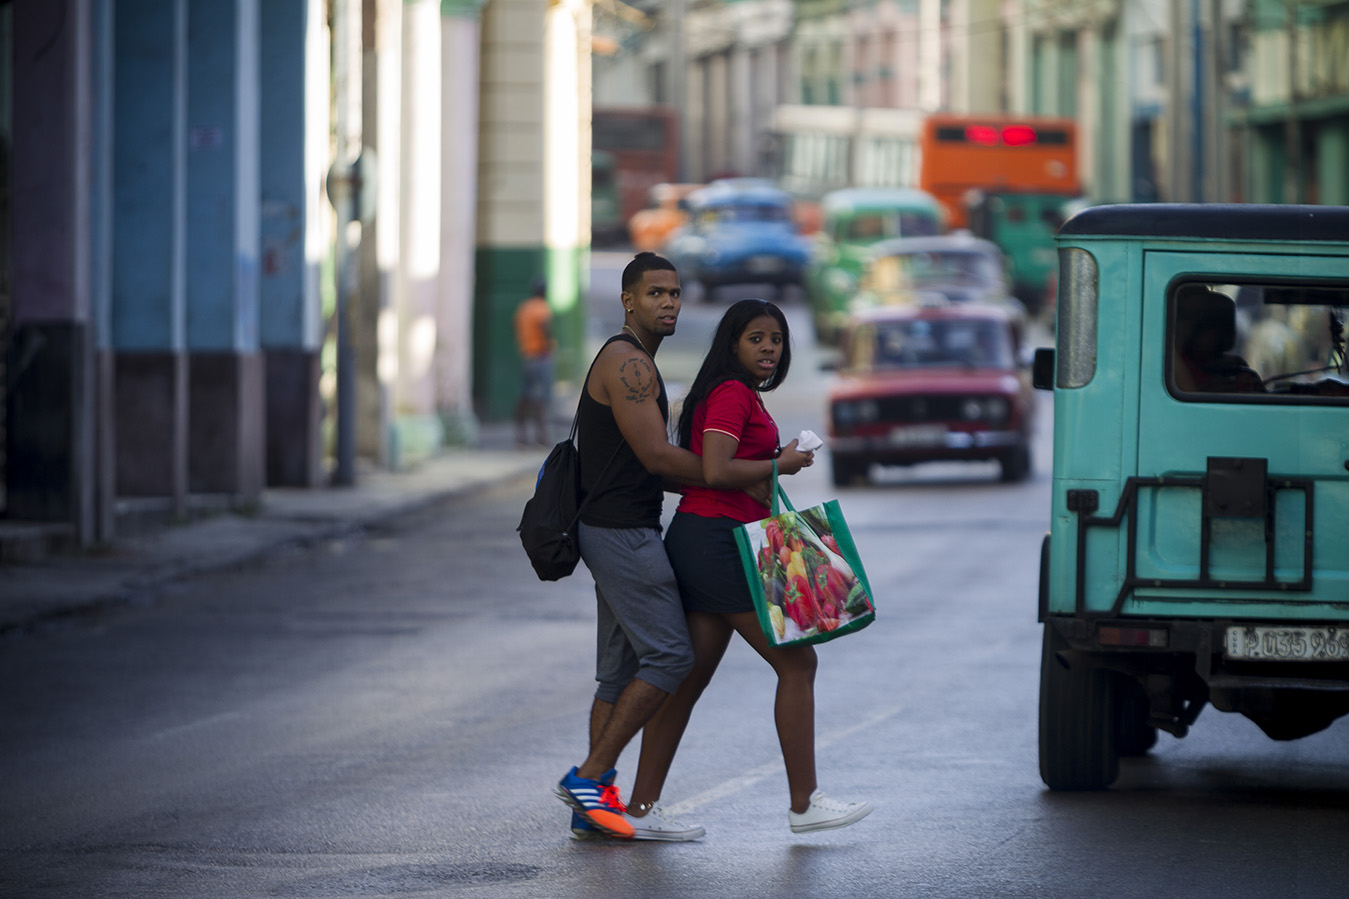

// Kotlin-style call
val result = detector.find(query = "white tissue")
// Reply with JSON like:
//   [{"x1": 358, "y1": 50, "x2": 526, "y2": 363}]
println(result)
[{"x1": 795, "y1": 429, "x2": 824, "y2": 453}]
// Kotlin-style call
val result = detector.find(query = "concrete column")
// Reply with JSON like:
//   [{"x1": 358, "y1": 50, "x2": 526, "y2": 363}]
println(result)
[
  {"x1": 1166, "y1": 0, "x2": 1192, "y2": 201},
  {"x1": 918, "y1": 0, "x2": 941, "y2": 111},
  {"x1": 963, "y1": 0, "x2": 1002, "y2": 113},
  {"x1": 543, "y1": 0, "x2": 589, "y2": 389},
  {"x1": 729, "y1": 44, "x2": 753, "y2": 177},
  {"x1": 185, "y1": 0, "x2": 263, "y2": 501},
  {"x1": 112, "y1": 0, "x2": 189, "y2": 509},
  {"x1": 474, "y1": 0, "x2": 546, "y2": 420},
  {"x1": 892, "y1": 9, "x2": 922, "y2": 110},
  {"x1": 1005, "y1": 1, "x2": 1029, "y2": 115},
  {"x1": 438, "y1": 1, "x2": 486, "y2": 446},
  {"x1": 8, "y1": 0, "x2": 96, "y2": 536},
  {"x1": 390, "y1": 0, "x2": 442, "y2": 467},
  {"x1": 686, "y1": 59, "x2": 705, "y2": 180},
  {"x1": 358, "y1": 0, "x2": 399, "y2": 465},
  {"x1": 754, "y1": 43, "x2": 781, "y2": 175},
  {"x1": 259, "y1": 0, "x2": 326, "y2": 487},
  {"x1": 948, "y1": 0, "x2": 969, "y2": 112},
  {"x1": 1078, "y1": 29, "x2": 1099, "y2": 201},
  {"x1": 706, "y1": 52, "x2": 730, "y2": 176}
]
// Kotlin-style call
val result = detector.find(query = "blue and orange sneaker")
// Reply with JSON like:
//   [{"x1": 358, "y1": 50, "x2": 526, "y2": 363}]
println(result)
[
  {"x1": 570, "y1": 811, "x2": 602, "y2": 840},
  {"x1": 556, "y1": 767, "x2": 634, "y2": 839}
]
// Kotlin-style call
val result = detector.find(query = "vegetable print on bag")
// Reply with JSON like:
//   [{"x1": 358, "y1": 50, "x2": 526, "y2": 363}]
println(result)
[{"x1": 734, "y1": 468, "x2": 876, "y2": 648}]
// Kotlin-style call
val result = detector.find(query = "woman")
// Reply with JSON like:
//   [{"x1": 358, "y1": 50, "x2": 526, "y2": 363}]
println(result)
[{"x1": 626, "y1": 298, "x2": 873, "y2": 836}]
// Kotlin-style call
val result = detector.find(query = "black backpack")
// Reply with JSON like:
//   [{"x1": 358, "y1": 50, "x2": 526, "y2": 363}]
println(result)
[{"x1": 517, "y1": 367, "x2": 624, "y2": 582}]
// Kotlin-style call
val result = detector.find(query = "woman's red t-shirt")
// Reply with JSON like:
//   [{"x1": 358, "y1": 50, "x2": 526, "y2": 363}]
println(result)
[{"x1": 676, "y1": 379, "x2": 779, "y2": 523}]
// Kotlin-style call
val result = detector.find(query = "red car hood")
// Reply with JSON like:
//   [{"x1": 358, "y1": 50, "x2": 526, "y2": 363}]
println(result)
[{"x1": 829, "y1": 367, "x2": 1023, "y2": 401}]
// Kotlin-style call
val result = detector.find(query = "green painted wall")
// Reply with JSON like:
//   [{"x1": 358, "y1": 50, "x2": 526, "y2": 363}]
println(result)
[
  {"x1": 473, "y1": 244, "x2": 587, "y2": 421},
  {"x1": 1319, "y1": 120, "x2": 1349, "y2": 205}
]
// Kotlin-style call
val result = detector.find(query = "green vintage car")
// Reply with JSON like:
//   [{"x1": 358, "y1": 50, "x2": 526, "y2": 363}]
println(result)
[
  {"x1": 1034, "y1": 203, "x2": 1349, "y2": 790},
  {"x1": 805, "y1": 188, "x2": 945, "y2": 345}
]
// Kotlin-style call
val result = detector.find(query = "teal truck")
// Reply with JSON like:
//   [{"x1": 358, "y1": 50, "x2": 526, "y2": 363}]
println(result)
[{"x1": 1033, "y1": 203, "x2": 1349, "y2": 790}]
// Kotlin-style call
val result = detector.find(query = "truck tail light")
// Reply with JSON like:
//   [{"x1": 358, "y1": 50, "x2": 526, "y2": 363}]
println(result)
[{"x1": 1098, "y1": 626, "x2": 1168, "y2": 648}]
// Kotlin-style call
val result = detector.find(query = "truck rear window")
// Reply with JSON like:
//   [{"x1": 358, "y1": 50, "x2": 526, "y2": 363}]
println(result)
[{"x1": 1167, "y1": 280, "x2": 1349, "y2": 402}]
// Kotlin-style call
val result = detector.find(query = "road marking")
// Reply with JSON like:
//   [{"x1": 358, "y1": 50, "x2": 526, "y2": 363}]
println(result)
[
  {"x1": 663, "y1": 702, "x2": 905, "y2": 815},
  {"x1": 146, "y1": 710, "x2": 243, "y2": 742}
]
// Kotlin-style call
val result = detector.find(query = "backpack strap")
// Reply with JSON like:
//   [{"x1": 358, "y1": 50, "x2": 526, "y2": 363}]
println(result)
[{"x1": 568, "y1": 334, "x2": 644, "y2": 522}]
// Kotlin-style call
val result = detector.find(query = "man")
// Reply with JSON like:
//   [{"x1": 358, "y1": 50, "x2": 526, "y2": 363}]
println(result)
[
  {"x1": 1173, "y1": 285, "x2": 1264, "y2": 394},
  {"x1": 513, "y1": 277, "x2": 555, "y2": 446},
  {"x1": 553, "y1": 252, "x2": 709, "y2": 842}
]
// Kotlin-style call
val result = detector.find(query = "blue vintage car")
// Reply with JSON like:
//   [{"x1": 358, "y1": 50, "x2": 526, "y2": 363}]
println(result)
[{"x1": 662, "y1": 180, "x2": 810, "y2": 302}]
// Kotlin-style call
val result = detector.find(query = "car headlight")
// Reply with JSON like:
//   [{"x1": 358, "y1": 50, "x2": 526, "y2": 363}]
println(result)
[
  {"x1": 959, "y1": 396, "x2": 1010, "y2": 423},
  {"x1": 833, "y1": 399, "x2": 878, "y2": 426}
]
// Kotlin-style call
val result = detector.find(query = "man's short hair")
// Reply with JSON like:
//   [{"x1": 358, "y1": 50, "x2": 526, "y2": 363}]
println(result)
[{"x1": 621, "y1": 252, "x2": 676, "y2": 293}]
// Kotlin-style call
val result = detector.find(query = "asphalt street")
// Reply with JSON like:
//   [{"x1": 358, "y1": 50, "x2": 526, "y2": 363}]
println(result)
[{"x1": 3, "y1": 265, "x2": 1349, "y2": 898}]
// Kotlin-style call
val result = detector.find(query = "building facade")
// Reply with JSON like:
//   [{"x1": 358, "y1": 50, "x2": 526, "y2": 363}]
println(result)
[
  {"x1": 2, "y1": 0, "x2": 590, "y2": 546},
  {"x1": 592, "y1": 0, "x2": 1349, "y2": 209},
  {"x1": 7, "y1": 0, "x2": 1348, "y2": 548}
]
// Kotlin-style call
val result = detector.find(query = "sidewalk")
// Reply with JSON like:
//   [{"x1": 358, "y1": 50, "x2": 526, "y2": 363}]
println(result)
[
  {"x1": 0, "y1": 307, "x2": 813, "y2": 637},
  {"x1": 0, "y1": 421, "x2": 550, "y2": 637}
]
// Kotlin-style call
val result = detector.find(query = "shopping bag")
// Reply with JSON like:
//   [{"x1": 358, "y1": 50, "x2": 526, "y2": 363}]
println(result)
[{"x1": 733, "y1": 467, "x2": 876, "y2": 647}]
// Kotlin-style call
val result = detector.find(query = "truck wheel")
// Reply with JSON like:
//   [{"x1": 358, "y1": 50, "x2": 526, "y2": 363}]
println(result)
[
  {"x1": 1039, "y1": 623, "x2": 1120, "y2": 789},
  {"x1": 1115, "y1": 675, "x2": 1158, "y2": 757}
]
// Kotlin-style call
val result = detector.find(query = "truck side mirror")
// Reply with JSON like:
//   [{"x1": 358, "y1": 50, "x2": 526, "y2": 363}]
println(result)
[{"x1": 1032, "y1": 347, "x2": 1055, "y2": 390}]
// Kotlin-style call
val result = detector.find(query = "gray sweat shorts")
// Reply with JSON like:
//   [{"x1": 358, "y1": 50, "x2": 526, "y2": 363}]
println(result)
[{"x1": 577, "y1": 522, "x2": 694, "y2": 703}]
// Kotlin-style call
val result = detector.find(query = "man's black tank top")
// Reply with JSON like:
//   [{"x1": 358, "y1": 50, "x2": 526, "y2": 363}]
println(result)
[{"x1": 578, "y1": 333, "x2": 668, "y2": 530}]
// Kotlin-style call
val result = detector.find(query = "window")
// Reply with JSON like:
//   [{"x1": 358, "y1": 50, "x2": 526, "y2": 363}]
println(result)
[
  {"x1": 1167, "y1": 280, "x2": 1349, "y2": 401},
  {"x1": 862, "y1": 318, "x2": 1014, "y2": 370}
]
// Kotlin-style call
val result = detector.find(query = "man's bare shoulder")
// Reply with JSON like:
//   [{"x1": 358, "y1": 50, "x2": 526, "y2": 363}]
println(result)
[{"x1": 594, "y1": 340, "x2": 658, "y2": 406}]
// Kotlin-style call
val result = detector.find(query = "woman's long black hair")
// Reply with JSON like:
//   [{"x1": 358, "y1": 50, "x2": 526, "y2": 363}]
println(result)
[{"x1": 676, "y1": 298, "x2": 792, "y2": 449}]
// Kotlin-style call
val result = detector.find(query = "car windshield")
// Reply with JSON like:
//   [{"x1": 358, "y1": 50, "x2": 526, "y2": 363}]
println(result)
[
  {"x1": 840, "y1": 211, "x2": 941, "y2": 242},
  {"x1": 1168, "y1": 280, "x2": 1349, "y2": 400},
  {"x1": 872, "y1": 249, "x2": 1000, "y2": 289},
  {"x1": 851, "y1": 318, "x2": 1014, "y2": 370},
  {"x1": 696, "y1": 203, "x2": 792, "y2": 226}
]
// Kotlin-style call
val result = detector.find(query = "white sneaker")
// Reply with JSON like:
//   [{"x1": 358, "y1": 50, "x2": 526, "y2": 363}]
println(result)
[
  {"x1": 626, "y1": 804, "x2": 706, "y2": 842},
  {"x1": 788, "y1": 790, "x2": 874, "y2": 834}
]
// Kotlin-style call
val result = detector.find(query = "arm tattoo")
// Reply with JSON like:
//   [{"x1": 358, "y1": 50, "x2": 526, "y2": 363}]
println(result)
[{"x1": 618, "y1": 355, "x2": 657, "y2": 403}]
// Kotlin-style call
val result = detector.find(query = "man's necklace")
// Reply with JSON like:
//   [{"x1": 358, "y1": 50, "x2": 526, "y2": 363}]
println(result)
[{"x1": 622, "y1": 324, "x2": 650, "y2": 355}]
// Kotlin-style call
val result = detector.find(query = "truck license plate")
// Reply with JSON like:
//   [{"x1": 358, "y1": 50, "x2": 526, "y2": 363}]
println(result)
[{"x1": 1224, "y1": 625, "x2": 1349, "y2": 661}]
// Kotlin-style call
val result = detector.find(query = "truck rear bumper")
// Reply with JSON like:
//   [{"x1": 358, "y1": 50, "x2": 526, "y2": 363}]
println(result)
[{"x1": 1047, "y1": 615, "x2": 1349, "y2": 690}]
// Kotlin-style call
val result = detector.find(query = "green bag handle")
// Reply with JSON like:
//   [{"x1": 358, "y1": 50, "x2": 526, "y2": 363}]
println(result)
[{"x1": 770, "y1": 458, "x2": 797, "y2": 516}]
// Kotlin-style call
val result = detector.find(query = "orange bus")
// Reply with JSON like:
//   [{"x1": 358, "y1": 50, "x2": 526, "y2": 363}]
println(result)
[{"x1": 917, "y1": 114, "x2": 1079, "y2": 230}]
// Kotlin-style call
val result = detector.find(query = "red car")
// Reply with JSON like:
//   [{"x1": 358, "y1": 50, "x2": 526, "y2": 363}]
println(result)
[{"x1": 826, "y1": 304, "x2": 1035, "y2": 485}]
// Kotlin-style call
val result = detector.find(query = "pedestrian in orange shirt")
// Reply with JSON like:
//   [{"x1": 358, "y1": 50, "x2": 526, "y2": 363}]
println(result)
[{"x1": 514, "y1": 278, "x2": 555, "y2": 446}]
